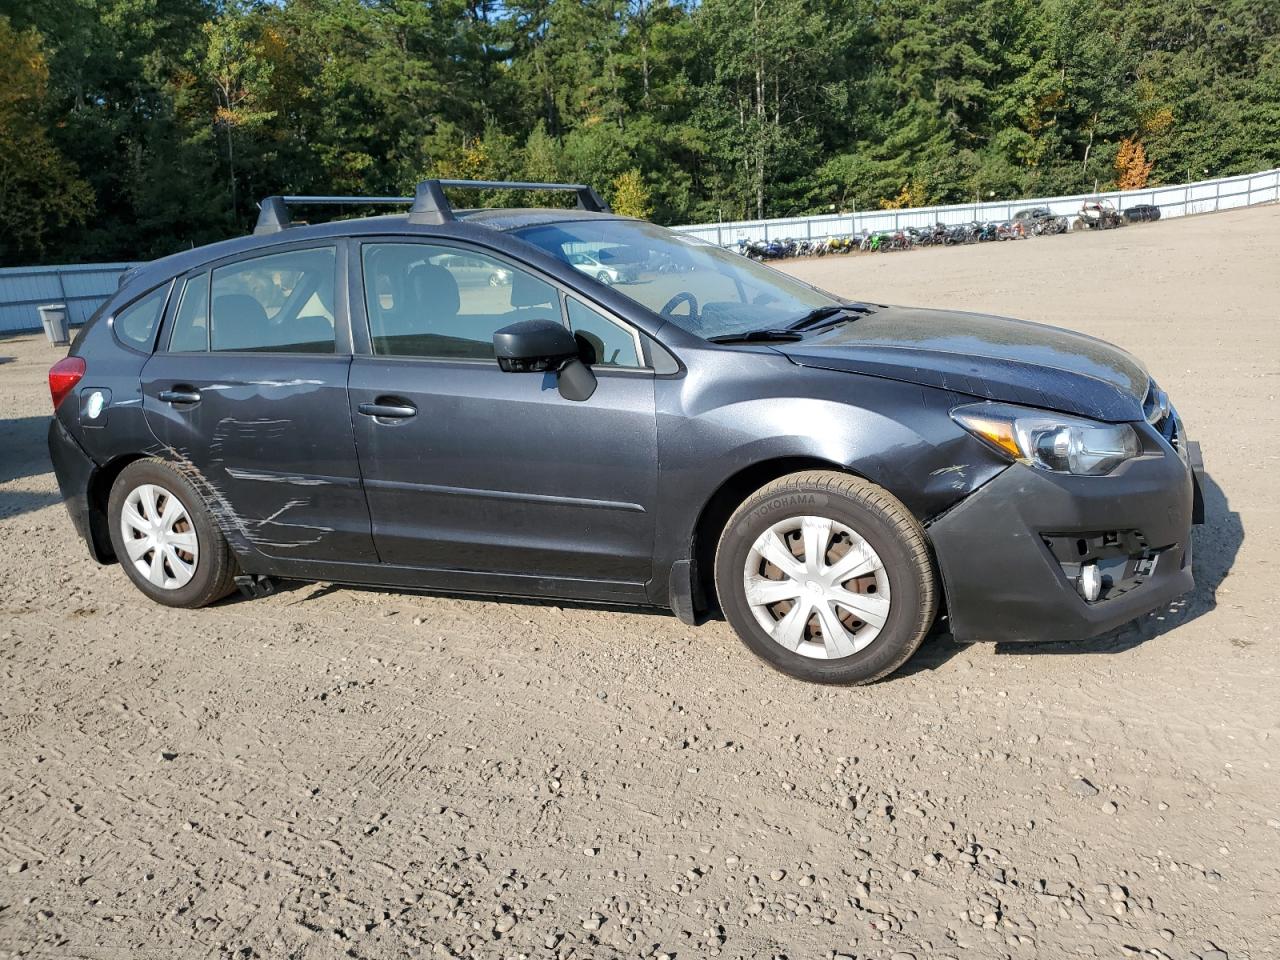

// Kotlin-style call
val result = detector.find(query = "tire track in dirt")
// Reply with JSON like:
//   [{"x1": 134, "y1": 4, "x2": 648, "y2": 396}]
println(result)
[{"x1": 4, "y1": 208, "x2": 1280, "y2": 958}]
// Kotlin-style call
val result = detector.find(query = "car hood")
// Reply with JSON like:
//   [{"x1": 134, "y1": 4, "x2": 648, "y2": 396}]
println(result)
[{"x1": 774, "y1": 305, "x2": 1150, "y2": 422}]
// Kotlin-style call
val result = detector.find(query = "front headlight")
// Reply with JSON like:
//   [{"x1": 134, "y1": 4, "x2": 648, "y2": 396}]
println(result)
[{"x1": 951, "y1": 402, "x2": 1141, "y2": 476}]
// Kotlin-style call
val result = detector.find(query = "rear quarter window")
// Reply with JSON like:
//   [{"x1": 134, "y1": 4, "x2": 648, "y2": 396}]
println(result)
[{"x1": 111, "y1": 284, "x2": 171, "y2": 352}]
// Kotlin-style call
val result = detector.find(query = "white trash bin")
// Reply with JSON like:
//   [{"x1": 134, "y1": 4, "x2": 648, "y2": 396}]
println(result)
[{"x1": 38, "y1": 304, "x2": 70, "y2": 346}]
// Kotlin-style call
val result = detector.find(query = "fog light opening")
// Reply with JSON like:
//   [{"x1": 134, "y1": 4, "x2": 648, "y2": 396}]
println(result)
[{"x1": 1077, "y1": 562, "x2": 1102, "y2": 602}]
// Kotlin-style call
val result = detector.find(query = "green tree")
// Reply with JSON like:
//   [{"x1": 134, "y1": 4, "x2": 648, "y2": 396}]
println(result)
[
  {"x1": 6, "y1": 0, "x2": 1280, "y2": 266},
  {"x1": 0, "y1": 18, "x2": 93, "y2": 262},
  {"x1": 203, "y1": 5, "x2": 277, "y2": 220},
  {"x1": 610, "y1": 169, "x2": 653, "y2": 218},
  {"x1": 691, "y1": 0, "x2": 856, "y2": 219}
]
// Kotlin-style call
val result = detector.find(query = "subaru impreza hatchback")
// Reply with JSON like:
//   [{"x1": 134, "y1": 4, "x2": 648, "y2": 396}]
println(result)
[{"x1": 48, "y1": 179, "x2": 1205, "y2": 684}]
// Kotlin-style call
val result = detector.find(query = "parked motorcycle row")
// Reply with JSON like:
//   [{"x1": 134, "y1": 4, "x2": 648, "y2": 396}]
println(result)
[
  {"x1": 731, "y1": 216, "x2": 1066, "y2": 260},
  {"x1": 726, "y1": 201, "x2": 1154, "y2": 261}
]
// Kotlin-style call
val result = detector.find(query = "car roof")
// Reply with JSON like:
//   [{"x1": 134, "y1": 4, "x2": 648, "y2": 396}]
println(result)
[
  {"x1": 458, "y1": 207, "x2": 622, "y2": 231},
  {"x1": 118, "y1": 207, "x2": 629, "y2": 294}
]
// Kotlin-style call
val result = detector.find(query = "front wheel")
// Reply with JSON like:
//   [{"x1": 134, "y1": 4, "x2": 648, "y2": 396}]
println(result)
[
  {"x1": 107, "y1": 458, "x2": 239, "y2": 608},
  {"x1": 595, "y1": 271, "x2": 614, "y2": 286},
  {"x1": 714, "y1": 471, "x2": 937, "y2": 684}
]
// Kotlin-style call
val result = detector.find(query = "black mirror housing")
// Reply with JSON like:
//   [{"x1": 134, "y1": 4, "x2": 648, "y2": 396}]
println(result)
[
  {"x1": 493, "y1": 319, "x2": 579, "y2": 372},
  {"x1": 556, "y1": 358, "x2": 597, "y2": 402},
  {"x1": 493, "y1": 319, "x2": 597, "y2": 401}
]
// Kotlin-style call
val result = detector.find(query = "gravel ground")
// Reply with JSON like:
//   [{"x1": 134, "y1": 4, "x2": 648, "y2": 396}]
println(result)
[{"x1": 2, "y1": 205, "x2": 1278, "y2": 960}]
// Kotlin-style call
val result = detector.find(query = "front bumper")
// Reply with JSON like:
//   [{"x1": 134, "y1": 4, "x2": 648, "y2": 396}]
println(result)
[{"x1": 928, "y1": 427, "x2": 1202, "y2": 644}]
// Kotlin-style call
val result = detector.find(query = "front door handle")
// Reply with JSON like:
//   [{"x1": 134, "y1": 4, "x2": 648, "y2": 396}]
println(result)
[
  {"x1": 358, "y1": 399, "x2": 417, "y2": 420},
  {"x1": 158, "y1": 387, "x2": 201, "y2": 405}
]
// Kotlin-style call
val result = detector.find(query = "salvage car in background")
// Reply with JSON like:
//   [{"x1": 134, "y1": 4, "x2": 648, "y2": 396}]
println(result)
[
  {"x1": 1123, "y1": 204, "x2": 1162, "y2": 223},
  {"x1": 1013, "y1": 206, "x2": 1053, "y2": 224},
  {"x1": 1013, "y1": 206, "x2": 1069, "y2": 236},
  {"x1": 566, "y1": 250, "x2": 636, "y2": 285},
  {"x1": 48, "y1": 179, "x2": 1205, "y2": 684},
  {"x1": 1075, "y1": 200, "x2": 1125, "y2": 230}
]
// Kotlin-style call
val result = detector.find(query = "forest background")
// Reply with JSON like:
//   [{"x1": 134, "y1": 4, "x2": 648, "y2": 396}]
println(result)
[{"x1": 3, "y1": 0, "x2": 1278, "y2": 264}]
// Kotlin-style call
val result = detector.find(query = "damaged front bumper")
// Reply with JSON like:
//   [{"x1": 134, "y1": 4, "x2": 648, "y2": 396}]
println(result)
[{"x1": 928, "y1": 425, "x2": 1204, "y2": 644}]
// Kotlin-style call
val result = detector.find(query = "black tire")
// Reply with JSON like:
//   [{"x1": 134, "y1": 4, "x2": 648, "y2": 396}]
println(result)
[
  {"x1": 713, "y1": 470, "x2": 937, "y2": 685},
  {"x1": 107, "y1": 458, "x2": 239, "y2": 608},
  {"x1": 595, "y1": 271, "x2": 613, "y2": 286}
]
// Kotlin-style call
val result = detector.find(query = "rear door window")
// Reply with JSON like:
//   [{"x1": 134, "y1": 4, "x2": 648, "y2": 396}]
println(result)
[
  {"x1": 208, "y1": 247, "x2": 337, "y2": 353},
  {"x1": 168, "y1": 273, "x2": 210, "y2": 352},
  {"x1": 166, "y1": 249, "x2": 337, "y2": 353}
]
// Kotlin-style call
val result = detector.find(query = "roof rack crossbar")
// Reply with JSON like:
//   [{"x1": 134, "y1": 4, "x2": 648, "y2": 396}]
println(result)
[
  {"x1": 409, "y1": 179, "x2": 611, "y2": 224},
  {"x1": 254, "y1": 178, "x2": 612, "y2": 234},
  {"x1": 280, "y1": 196, "x2": 416, "y2": 204},
  {"x1": 254, "y1": 194, "x2": 415, "y2": 235}
]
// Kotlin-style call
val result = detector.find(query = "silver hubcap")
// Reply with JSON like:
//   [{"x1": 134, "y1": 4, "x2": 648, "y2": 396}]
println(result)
[
  {"x1": 120, "y1": 483, "x2": 199, "y2": 590},
  {"x1": 743, "y1": 515, "x2": 891, "y2": 660}
]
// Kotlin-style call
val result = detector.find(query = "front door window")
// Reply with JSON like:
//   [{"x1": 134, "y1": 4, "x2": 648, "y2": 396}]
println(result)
[{"x1": 361, "y1": 244, "x2": 559, "y2": 359}]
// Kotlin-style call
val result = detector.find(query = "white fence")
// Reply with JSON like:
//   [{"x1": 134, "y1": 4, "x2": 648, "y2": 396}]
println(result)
[
  {"x1": 672, "y1": 167, "x2": 1280, "y2": 246},
  {"x1": 0, "y1": 262, "x2": 140, "y2": 336}
]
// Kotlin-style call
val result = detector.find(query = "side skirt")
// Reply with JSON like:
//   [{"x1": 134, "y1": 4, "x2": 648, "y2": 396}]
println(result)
[{"x1": 239, "y1": 555, "x2": 651, "y2": 606}]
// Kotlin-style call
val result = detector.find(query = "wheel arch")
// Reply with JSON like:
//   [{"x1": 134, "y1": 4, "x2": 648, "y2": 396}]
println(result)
[
  {"x1": 683, "y1": 454, "x2": 955, "y2": 631},
  {"x1": 85, "y1": 452, "x2": 150, "y2": 564},
  {"x1": 689, "y1": 455, "x2": 863, "y2": 618}
]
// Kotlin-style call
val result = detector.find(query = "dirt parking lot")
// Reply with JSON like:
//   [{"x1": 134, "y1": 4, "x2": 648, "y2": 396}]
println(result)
[{"x1": 2, "y1": 206, "x2": 1278, "y2": 960}]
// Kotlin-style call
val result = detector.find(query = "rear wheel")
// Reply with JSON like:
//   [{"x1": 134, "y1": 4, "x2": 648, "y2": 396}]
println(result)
[
  {"x1": 107, "y1": 458, "x2": 238, "y2": 608},
  {"x1": 714, "y1": 471, "x2": 936, "y2": 684}
]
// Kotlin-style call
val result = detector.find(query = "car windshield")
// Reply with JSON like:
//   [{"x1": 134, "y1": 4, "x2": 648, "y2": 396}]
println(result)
[{"x1": 512, "y1": 219, "x2": 840, "y2": 339}]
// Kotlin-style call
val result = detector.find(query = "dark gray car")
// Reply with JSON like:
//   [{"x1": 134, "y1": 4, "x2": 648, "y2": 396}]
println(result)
[{"x1": 48, "y1": 179, "x2": 1205, "y2": 684}]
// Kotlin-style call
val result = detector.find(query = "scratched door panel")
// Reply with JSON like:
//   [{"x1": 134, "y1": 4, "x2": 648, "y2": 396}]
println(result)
[{"x1": 141, "y1": 352, "x2": 377, "y2": 563}]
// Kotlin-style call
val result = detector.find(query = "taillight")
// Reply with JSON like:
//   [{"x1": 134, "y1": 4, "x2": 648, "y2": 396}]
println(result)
[{"x1": 49, "y1": 356, "x2": 86, "y2": 410}]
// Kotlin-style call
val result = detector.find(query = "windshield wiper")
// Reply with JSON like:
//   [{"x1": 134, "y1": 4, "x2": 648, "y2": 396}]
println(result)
[
  {"x1": 786, "y1": 302, "x2": 873, "y2": 332},
  {"x1": 707, "y1": 329, "x2": 805, "y2": 344},
  {"x1": 708, "y1": 302, "x2": 875, "y2": 344}
]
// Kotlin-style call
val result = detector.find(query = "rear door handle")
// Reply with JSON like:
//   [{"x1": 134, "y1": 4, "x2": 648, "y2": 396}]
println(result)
[
  {"x1": 158, "y1": 388, "x2": 201, "y2": 405},
  {"x1": 358, "y1": 399, "x2": 417, "y2": 420}
]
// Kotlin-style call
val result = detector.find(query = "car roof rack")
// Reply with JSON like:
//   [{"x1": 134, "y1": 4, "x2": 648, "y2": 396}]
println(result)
[{"x1": 253, "y1": 179, "x2": 611, "y2": 235}]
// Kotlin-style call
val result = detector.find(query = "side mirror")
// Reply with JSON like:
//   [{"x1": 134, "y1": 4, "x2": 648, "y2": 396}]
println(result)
[{"x1": 493, "y1": 319, "x2": 597, "y2": 402}]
